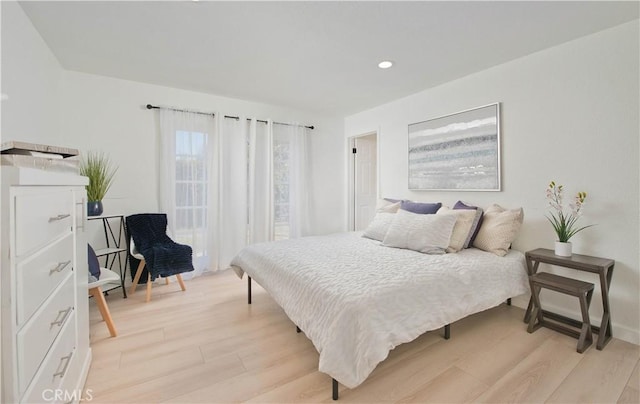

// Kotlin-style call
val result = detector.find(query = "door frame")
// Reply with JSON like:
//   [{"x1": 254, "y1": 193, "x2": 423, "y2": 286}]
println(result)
[{"x1": 347, "y1": 131, "x2": 379, "y2": 231}]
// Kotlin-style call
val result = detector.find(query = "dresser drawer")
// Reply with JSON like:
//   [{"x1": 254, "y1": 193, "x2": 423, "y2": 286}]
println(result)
[
  {"x1": 20, "y1": 312, "x2": 77, "y2": 403},
  {"x1": 17, "y1": 273, "x2": 75, "y2": 395},
  {"x1": 16, "y1": 233, "x2": 74, "y2": 325},
  {"x1": 15, "y1": 189, "x2": 73, "y2": 257},
  {"x1": 56, "y1": 351, "x2": 85, "y2": 404}
]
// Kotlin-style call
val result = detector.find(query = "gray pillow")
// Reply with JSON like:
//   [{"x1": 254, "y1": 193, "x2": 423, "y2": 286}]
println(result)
[{"x1": 400, "y1": 200, "x2": 442, "y2": 214}]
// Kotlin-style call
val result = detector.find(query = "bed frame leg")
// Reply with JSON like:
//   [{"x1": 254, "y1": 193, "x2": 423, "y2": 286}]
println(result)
[
  {"x1": 248, "y1": 276, "x2": 252, "y2": 305},
  {"x1": 507, "y1": 298, "x2": 512, "y2": 306},
  {"x1": 332, "y1": 378, "x2": 339, "y2": 400},
  {"x1": 444, "y1": 324, "x2": 450, "y2": 340},
  {"x1": 296, "y1": 326, "x2": 301, "y2": 333}
]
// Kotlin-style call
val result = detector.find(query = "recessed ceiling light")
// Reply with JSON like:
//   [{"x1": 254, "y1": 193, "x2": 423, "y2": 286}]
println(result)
[{"x1": 378, "y1": 60, "x2": 393, "y2": 69}]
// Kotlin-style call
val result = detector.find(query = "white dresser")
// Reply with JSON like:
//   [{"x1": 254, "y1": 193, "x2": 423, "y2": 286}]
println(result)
[{"x1": 1, "y1": 167, "x2": 92, "y2": 403}]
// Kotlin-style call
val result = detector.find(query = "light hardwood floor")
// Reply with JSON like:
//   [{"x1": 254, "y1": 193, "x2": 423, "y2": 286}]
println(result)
[{"x1": 86, "y1": 270, "x2": 639, "y2": 403}]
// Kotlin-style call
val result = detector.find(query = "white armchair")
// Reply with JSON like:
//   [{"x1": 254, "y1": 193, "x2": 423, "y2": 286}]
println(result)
[{"x1": 88, "y1": 267, "x2": 120, "y2": 337}]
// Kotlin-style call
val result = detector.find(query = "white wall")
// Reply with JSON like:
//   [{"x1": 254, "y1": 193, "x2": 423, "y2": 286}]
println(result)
[
  {"x1": 59, "y1": 72, "x2": 345, "y2": 239},
  {"x1": 1, "y1": 1, "x2": 345, "y2": 242},
  {"x1": 345, "y1": 21, "x2": 640, "y2": 344},
  {"x1": 1, "y1": 1, "x2": 64, "y2": 144}
]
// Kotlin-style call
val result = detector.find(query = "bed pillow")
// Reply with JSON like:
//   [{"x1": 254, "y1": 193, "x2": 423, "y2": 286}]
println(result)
[
  {"x1": 400, "y1": 200, "x2": 442, "y2": 215},
  {"x1": 88, "y1": 244, "x2": 100, "y2": 280},
  {"x1": 453, "y1": 201, "x2": 484, "y2": 248},
  {"x1": 362, "y1": 212, "x2": 396, "y2": 241},
  {"x1": 376, "y1": 199, "x2": 401, "y2": 213},
  {"x1": 436, "y1": 207, "x2": 478, "y2": 253},
  {"x1": 473, "y1": 204, "x2": 524, "y2": 256},
  {"x1": 382, "y1": 209, "x2": 456, "y2": 254}
]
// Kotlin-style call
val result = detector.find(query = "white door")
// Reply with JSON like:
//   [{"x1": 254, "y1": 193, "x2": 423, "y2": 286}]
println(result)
[{"x1": 353, "y1": 134, "x2": 377, "y2": 230}]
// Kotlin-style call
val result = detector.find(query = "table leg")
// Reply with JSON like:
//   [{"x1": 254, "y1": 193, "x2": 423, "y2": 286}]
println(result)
[
  {"x1": 523, "y1": 260, "x2": 540, "y2": 323},
  {"x1": 596, "y1": 265, "x2": 614, "y2": 350},
  {"x1": 527, "y1": 283, "x2": 543, "y2": 333},
  {"x1": 576, "y1": 291, "x2": 593, "y2": 353},
  {"x1": 524, "y1": 299, "x2": 534, "y2": 324}
]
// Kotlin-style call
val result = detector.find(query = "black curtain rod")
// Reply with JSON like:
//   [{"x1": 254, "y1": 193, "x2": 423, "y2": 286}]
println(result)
[
  {"x1": 146, "y1": 104, "x2": 213, "y2": 117},
  {"x1": 223, "y1": 115, "x2": 314, "y2": 130},
  {"x1": 146, "y1": 104, "x2": 314, "y2": 130}
]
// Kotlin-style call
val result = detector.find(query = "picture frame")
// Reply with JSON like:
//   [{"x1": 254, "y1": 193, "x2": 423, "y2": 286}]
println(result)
[{"x1": 408, "y1": 103, "x2": 501, "y2": 191}]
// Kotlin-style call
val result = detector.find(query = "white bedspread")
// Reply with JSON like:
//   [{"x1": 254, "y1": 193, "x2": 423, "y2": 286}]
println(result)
[{"x1": 231, "y1": 232, "x2": 528, "y2": 388}]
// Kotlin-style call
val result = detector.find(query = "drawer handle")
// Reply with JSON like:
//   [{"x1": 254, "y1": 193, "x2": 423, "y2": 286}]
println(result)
[
  {"x1": 76, "y1": 198, "x2": 87, "y2": 231},
  {"x1": 49, "y1": 213, "x2": 71, "y2": 222},
  {"x1": 49, "y1": 260, "x2": 71, "y2": 275},
  {"x1": 53, "y1": 351, "x2": 74, "y2": 380},
  {"x1": 50, "y1": 307, "x2": 73, "y2": 329}
]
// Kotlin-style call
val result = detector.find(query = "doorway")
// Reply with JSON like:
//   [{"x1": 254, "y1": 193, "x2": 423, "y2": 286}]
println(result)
[{"x1": 348, "y1": 132, "x2": 378, "y2": 231}]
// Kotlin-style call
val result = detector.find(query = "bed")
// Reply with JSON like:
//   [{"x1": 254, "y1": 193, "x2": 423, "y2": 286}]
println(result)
[{"x1": 231, "y1": 231, "x2": 529, "y2": 399}]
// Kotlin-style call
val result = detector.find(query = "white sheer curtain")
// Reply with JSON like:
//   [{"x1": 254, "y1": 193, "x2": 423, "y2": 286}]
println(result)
[
  {"x1": 248, "y1": 119, "x2": 274, "y2": 243},
  {"x1": 288, "y1": 124, "x2": 310, "y2": 238},
  {"x1": 273, "y1": 123, "x2": 310, "y2": 239},
  {"x1": 158, "y1": 111, "x2": 309, "y2": 276},
  {"x1": 158, "y1": 109, "x2": 218, "y2": 278},
  {"x1": 216, "y1": 116, "x2": 249, "y2": 269}
]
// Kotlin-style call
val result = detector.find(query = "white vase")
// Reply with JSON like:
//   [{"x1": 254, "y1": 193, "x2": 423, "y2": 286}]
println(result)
[{"x1": 555, "y1": 241, "x2": 572, "y2": 257}]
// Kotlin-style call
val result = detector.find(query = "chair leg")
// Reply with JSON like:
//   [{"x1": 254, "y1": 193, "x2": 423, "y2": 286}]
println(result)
[
  {"x1": 146, "y1": 273, "x2": 152, "y2": 303},
  {"x1": 130, "y1": 260, "x2": 146, "y2": 295},
  {"x1": 165, "y1": 277, "x2": 170, "y2": 285},
  {"x1": 90, "y1": 286, "x2": 117, "y2": 337},
  {"x1": 176, "y1": 274, "x2": 186, "y2": 291}
]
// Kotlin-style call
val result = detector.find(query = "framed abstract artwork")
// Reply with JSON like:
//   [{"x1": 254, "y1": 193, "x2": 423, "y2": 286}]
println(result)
[{"x1": 408, "y1": 103, "x2": 501, "y2": 191}]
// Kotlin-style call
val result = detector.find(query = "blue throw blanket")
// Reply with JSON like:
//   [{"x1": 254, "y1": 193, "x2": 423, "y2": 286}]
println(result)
[{"x1": 126, "y1": 213, "x2": 194, "y2": 280}]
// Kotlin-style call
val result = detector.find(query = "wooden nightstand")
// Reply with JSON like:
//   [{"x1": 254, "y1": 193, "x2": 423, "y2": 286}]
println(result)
[{"x1": 523, "y1": 248, "x2": 615, "y2": 350}]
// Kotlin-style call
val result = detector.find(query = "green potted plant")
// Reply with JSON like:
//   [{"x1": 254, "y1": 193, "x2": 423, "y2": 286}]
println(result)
[
  {"x1": 546, "y1": 181, "x2": 594, "y2": 256},
  {"x1": 79, "y1": 151, "x2": 118, "y2": 216}
]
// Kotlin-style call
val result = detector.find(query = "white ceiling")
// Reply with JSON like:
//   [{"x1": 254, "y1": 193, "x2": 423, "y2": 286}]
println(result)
[{"x1": 19, "y1": 1, "x2": 639, "y2": 116}]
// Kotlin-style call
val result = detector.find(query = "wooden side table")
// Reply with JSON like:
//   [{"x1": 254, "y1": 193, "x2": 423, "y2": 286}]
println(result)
[{"x1": 523, "y1": 248, "x2": 615, "y2": 350}]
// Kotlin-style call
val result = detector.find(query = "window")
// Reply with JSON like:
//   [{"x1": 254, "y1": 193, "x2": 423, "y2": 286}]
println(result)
[
  {"x1": 159, "y1": 111, "x2": 307, "y2": 274},
  {"x1": 175, "y1": 130, "x2": 208, "y2": 256}
]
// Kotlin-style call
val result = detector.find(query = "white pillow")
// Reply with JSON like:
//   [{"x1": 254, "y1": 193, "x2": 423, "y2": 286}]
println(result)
[
  {"x1": 382, "y1": 209, "x2": 457, "y2": 254},
  {"x1": 473, "y1": 204, "x2": 524, "y2": 256},
  {"x1": 362, "y1": 212, "x2": 395, "y2": 241},
  {"x1": 436, "y1": 207, "x2": 478, "y2": 253},
  {"x1": 376, "y1": 199, "x2": 401, "y2": 213}
]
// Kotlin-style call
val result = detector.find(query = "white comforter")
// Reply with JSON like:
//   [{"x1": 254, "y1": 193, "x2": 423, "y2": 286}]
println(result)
[{"x1": 231, "y1": 232, "x2": 528, "y2": 388}]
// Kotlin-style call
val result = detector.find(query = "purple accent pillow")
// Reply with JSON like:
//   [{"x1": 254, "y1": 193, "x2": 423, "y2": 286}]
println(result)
[
  {"x1": 88, "y1": 244, "x2": 101, "y2": 280},
  {"x1": 453, "y1": 200, "x2": 478, "y2": 210},
  {"x1": 400, "y1": 200, "x2": 442, "y2": 214},
  {"x1": 453, "y1": 201, "x2": 484, "y2": 247}
]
